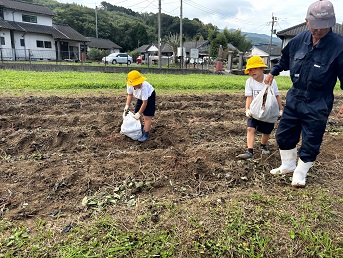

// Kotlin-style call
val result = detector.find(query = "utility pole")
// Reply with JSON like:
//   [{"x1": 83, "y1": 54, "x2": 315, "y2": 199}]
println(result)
[
  {"x1": 180, "y1": 0, "x2": 183, "y2": 68},
  {"x1": 95, "y1": 6, "x2": 98, "y2": 38},
  {"x1": 158, "y1": 0, "x2": 161, "y2": 68},
  {"x1": 269, "y1": 13, "x2": 277, "y2": 68}
]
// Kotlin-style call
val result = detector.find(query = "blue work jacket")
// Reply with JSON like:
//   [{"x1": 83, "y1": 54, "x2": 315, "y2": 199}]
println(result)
[{"x1": 270, "y1": 29, "x2": 343, "y2": 94}]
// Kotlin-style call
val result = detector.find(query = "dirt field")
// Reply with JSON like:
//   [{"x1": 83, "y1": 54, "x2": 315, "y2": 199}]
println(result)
[{"x1": 1, "y1": 93, "x2": 342, "y2": 231}]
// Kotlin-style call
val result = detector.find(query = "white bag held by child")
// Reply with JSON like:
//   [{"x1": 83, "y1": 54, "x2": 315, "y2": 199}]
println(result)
[
  {"x1": 250, "y1": 84, "x2": 279, "y2": 123},
  {"x1": 120, "y1": 111, "x2": 142, "y2": 140}
]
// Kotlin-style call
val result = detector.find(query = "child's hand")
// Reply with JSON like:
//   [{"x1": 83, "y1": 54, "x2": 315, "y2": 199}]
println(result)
[
  {"x1": 124, "y1": 105, "x2": 129, "y2": 112},
  {"x1": 245, "y1": 109, "x2": 252, "y2": 117},
  {"x1": 133, "y1": 113, "x2": 141, "y2": 120}
]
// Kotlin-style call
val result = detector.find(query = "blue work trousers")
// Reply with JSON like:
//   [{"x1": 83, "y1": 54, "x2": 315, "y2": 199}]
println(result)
[{"x1": 276, "y1": 88, "x2": 334, "y2": 162}]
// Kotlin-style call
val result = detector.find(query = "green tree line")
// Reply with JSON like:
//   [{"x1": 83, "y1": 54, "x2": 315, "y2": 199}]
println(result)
[{"x1": 29, "y1": 0, "x2": 252, "y2": 57}]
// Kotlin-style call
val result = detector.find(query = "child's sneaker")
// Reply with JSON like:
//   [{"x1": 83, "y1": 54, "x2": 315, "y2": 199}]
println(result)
[
  {"x1": 138, "y1": 132, "x2": 149, "y2": 142},
  {"x1": 260, "y1": 145, "x2": 270, "y2": 154},
  {"x1": 236, "y1": 152, "x2": 253, "y2": 160}
]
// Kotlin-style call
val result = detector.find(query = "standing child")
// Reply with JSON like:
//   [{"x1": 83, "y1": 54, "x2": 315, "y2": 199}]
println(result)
[
  {"x1": 237, "y1": 56, "x2": 283, "y2": 159},
  {"x1": 124, "y1": 70, "x2": 156, "y2": 142}
]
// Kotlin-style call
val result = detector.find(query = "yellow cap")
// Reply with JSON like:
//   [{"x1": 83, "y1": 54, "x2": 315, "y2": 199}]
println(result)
[
  {"x1": 244, "y1": 56, "x2": 267, "y2": 74},
  {"x1": 126, "y1": 70, "x2": 147, "y2": 87}
]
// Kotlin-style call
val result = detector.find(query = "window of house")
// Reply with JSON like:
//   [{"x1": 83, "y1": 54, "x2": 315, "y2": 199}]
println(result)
[
  {"x1": 0, "y1": 37, "x2": 5, "y2": 45},
  {"x1": 36, "y1": 40, "x2": 44, "y2": 48},
  {"x1": 36, "y1": 40, "x2": 52, "y2": 48},
  {"x1": 22, "y1": 14, "x2": 37, "y2": 23},
  {"x1": 20, "y1": 39, "x2": 25, "y2": 47},
  {"x1": 0, "y1": 8, "x2": 4, "y2": 20},
  {"x1": 44, "y1": 41, "x2": 52, "y2": 48}
]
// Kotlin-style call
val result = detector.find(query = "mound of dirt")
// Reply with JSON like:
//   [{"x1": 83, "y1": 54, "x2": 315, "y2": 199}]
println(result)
[{"x1": 1, "y1": 93, "x2": 342, "y2": 220}]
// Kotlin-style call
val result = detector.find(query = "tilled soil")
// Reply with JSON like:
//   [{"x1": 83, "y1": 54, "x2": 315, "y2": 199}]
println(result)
[{"x1": 0, "y1": 93, "x2": 342, "y2": 222}]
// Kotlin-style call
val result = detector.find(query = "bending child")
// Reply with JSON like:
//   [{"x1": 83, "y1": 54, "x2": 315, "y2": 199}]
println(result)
[{"x1": 124, "y1": 70, "x2": 156, "y2": 142}]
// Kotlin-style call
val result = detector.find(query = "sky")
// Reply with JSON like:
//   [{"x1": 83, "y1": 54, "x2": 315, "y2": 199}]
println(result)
[{"x1": 57, "y1": 0, "x2": 343, "y2": 36}]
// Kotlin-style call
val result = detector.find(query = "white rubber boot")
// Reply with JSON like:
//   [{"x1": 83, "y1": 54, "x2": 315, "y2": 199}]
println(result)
[
  {"x1": 291, "y1": 158, "x2": 313, "y2": 188},
  {"x1": 270, "y1": 148, "x2": 297, "y2": 175}
]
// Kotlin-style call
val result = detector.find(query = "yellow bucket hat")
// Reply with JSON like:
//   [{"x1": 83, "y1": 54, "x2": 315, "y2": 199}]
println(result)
[
  {"x1": 126, "y1": 70, "x2": 147, "y2": 87},
  {"x1": 244, "y1": 56, "x2": 267, "y2": 74}
]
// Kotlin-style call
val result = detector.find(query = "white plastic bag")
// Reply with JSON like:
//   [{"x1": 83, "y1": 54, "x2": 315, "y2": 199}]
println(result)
[
  {"x1": 250, "y1": 84, "x2": 279, "y2": 123},
  {"x1": 120, "y1": 111, "x2": 142, "y2": 140}
]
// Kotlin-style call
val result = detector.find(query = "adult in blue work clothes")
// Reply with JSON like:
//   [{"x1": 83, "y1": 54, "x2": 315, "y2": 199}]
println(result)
[{"x1": 264, "y1": 0, "x2": 343, "y2": 187}]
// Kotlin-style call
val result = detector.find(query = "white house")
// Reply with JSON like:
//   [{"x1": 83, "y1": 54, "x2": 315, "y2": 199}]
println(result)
[
  {"x1": 0, "y1": 0, "x2": 89, "y2": 61},
  {"x1": 249, "y1": 44, "x2": 282, "y2": 68}
]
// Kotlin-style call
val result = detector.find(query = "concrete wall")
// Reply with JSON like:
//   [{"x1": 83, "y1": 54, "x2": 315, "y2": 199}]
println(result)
[{"x1": 0, "y1": 63, "x2": 212, "y2": 75}]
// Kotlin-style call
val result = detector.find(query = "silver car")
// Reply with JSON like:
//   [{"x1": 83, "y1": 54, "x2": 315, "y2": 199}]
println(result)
[{"x1": 102, "y1": 53, "x2": 133, "y2": 64}]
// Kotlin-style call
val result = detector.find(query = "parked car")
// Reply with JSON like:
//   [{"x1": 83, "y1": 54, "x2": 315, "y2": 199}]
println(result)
[{"x1": 102, "y1": 53, "x2": 133, "y2": 64}]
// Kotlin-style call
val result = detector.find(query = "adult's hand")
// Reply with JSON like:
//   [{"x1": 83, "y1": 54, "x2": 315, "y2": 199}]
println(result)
[{"x1": 264, "y1": 73, "x2": 274, "y2": 85}]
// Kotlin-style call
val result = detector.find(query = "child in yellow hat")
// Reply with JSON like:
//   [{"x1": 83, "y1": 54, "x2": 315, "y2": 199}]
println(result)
[
  {"x1": 124, "y1": 70, "x2": 156, "y2": 142},
  {"x1": 237, "y1": 56, "x2": 283, "y2": 159}
]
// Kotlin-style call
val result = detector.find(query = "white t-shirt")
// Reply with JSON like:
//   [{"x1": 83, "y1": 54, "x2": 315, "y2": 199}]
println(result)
[
  {"x1": 244, "y1": 74, "x2": 279, "y2": 98},
  {"x1": 127, "y1": 81, "x2": 155, "y2": 101}
]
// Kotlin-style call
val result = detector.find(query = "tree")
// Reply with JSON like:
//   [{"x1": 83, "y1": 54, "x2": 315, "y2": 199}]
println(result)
[
  {"x1": 127, "y1": 23, "x2": 150, "y2": 50},
  {"x1": 87, "y1": 48, "x2": 103, "y2": 60},
  {"x1": 53, "y1": 4, "x2": 98, "y2": 37},
  {"x1": 32, "y1": 0, "x2": 253, "y2": 53},
  {"x1": 222, "y1": 28, "x2": 252, "y2": 52},
  {"x1": 210, "y1": 33, "x2": 228, "y2": 58},
  {"x1": 164, "y1": 33, "x2": 180, "y2": 64}
]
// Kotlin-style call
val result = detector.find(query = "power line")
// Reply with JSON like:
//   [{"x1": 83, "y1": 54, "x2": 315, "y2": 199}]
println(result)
[
  {"x1": 184, "y1": 0, "x2": 268, "y2": 27},
  {"x1": 61, "y1": 0, "x2": 275, "y2": 34}
]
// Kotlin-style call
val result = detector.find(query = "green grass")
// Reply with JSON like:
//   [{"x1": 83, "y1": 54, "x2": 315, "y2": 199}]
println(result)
[
  {"x1": 1, "y1": 188, "x2": 342, "y2": 257},
  {"x1": 0, "y1": 70, "x2": 295, "y2": 95},
  {"x1": 1, "y1": 69, "x2": 341, "y2": 96}
]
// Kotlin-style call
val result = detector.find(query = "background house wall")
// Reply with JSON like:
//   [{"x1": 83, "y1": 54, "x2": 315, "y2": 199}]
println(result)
[
  {"x1": 3, "y1": 10, "x2": 13, "y2": 20},
  {"x1": 16, "y1": 33, "x2": 53, "y2": 50},
  {"x1": 0, "y1": 0, "x2": 88, "y2": 61},
  {"x1": 4, "y1": 9, "x2": 51, "y2": 26},
  {"x1": 250, "y1": 46, "x2": 269, "y2": 65},
  {"x1": 0, "y1": 30, "x2": 12, "y2": 48},
  {"x1": 9, "y1": 12, "x2": 52, "y2": 26}
]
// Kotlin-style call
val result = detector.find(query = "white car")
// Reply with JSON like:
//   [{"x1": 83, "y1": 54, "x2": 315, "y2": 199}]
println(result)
[{"x1": 102, "y1": 53, "x2": 133, "y2": 64}]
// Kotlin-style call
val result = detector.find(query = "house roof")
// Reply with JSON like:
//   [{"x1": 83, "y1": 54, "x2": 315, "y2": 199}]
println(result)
[
  {"x1": 0, "y1": 19, "x2": 18, "y2": 30},
  {"x1": 53, "y1": 24, "x2": 89, "y2": 42},
  {"x1": 0, "y1": 0, "x2": 55, "y2": 16},
  {"x1": 86, "y1": 37, "x2": 122, "y2": 49},
  {"x1": 161, "y1": 44, "x2": 173, "y2": 52},
  {"x1": 182, "y1": 40, "x2": 210, "y2": 52},
  {"x1": 135, "y1": 44, "x2": 149, "y2": 53},
  {"x1": 7, "y1": 20, "x2": 56, "y2": 34},
  {"x1": 252, "y1": 44, "x2": 281, "y2": 56},
  {"x1": 134, "y1": 43, "x2": 173, "y2": 53},
  {"x1": 277, "y1": 22, "x2": 343, "y2": 39},
  {"x1": 3, "y1": 21, "x2": 89, "y2": 42}
]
